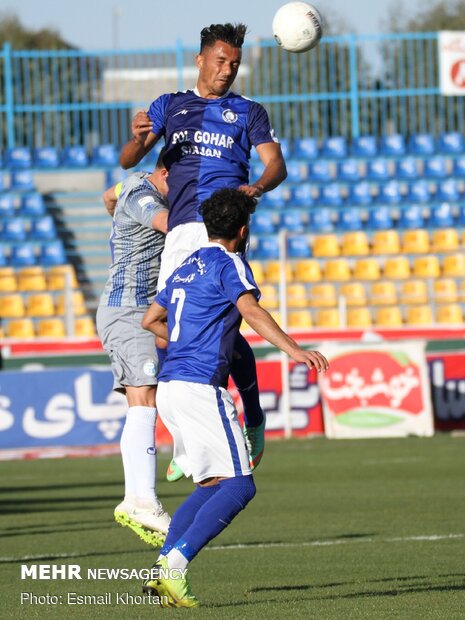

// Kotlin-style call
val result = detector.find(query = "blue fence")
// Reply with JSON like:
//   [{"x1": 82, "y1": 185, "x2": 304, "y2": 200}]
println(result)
[{"x1": 0, "y1": 32, "x2": 463, "y2": 149}]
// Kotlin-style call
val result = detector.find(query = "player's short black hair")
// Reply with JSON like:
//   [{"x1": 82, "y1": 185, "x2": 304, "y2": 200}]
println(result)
[
  {"x1": 155, "y1": 146, "x2": 166, "y2": 169},
  {"x1": 201, "y1": 188, "x2": 256, "y2": 240},
  {"x1": 200, "y1": 23, "x2": 247, "y2": 52}
]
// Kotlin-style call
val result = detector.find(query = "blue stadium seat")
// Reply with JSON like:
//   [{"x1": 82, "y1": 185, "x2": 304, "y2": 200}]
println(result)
[
  {"x1": 348, "y1": 182, "x2": 372, "y2": 206},
  {"x1": 408, "y1": 180, "x2": 431, "y2": 203},
  {"x1": 318, "y1": 183, "x2": 344, "y2": 207},
  {"x1": 367, "y1": 206, "x2": 393, "y2": 230},
  {"x1": 39, "y1": 240, "x2": 66, "y2": 265},
  {"x1": 251, "y1": 210, "x2": 276, "y2": 235},
  {"x1": 280, "y1": 209, "x2": 308, "y2": 232},
  {"x1": 62, "y1": 146, "x2": 89, "y2": 167},
  {"x1": 380, "y1": 134, "x2": 406, "y2": 157},
  {"x1": 398, "y1": 205, "x2": 425, "y2": 229},
  {"x1": 292, "y1": 137, "x2": 318, "y2": 160},
  {"x1": 6, "y1": 147, "x2": 32, "y2": 168},
  {"x1": 395, "y1": 157, "x2": 418, "y2": 179},
  {"x1": 457, "y1": 204, "x2": 465, "y2": 226},
  {"x1": 279, "y1": 138, "x2": 291, "y2": 159},
  {"x1": 92, "y1": 144, "x2": 118, "y2": 167},
  {"x1": 1, "y1": 218, "x2": 27, "y2": 242},
  {"x1": 9, "y1": 243, "x2": 36, "y2": 267},
  {"x1": 408, "y1": 133, "x2": 435, "y2": 155},
  {"x1": 0, "y1": 246, "x2": 6, "y2": 266},
  {"x1": 309, "y1": 160, "x2": 333, "y2": 183},
  {"x1": 253, "y1": 236, "x2": 280, "y2": 260},
  {"x1": 250, "y1": 162, "x2": 264, "y2": 181},
  {"x1": 430, "y1": 202, "x2": 454, "y2": 228},
  {"x1": 259, "y1": 186, "x2": 288, "y2": 209},
  {"x1": 287, "y1": 235, "x2": 311, "y2": 258},
  {"x1": 321, "y1": 136, "x2": 347, "y2": 158},
  {"x1": 436, "y1": 179, "x2": 460, "y2": 202},
  {"x1": 0, "y1": 194, "x2": 15, "y2": 218},
  {"x1": 285, "y1": 160, "x2": 309, "y2": 183},
  {"x1": 29, "y1": 215, "x2": 57, "y2": 240},
  {"x1": 0, "y1": 174, "x2": 4, "y2": 192},
  {"x1": 453, "y1": 156, "x2": 465, "y2": 177},
  {"x1": 33, "y1": 147, "x2": 60, "y2": 168},
  {"x1": 10, "y1": 170, "x2": 35, "y2": 191},
  {"x1": 366, "y1": 158, "x2": 390, "y2": 181},
  {"x1": 337, "y1": 159, "x2": 361, "y2": 182},
  {"x1": 437, "y1": 132, "x2": 465, "y2": 154},
  {"x1": 19, "y1": 193, "x2": 45, "y2": 217},
  {"x1": 290, "y1": 184, "x2": 315, "y2": 208},
  {"x1": 339, "y1": 207, "x2": 363, "y2": 231},
  {"x1": 424, "y1": 156, "x2": 447, "y2": 178},
  {"x1": 309, "y1": 208, "x2": 334, "y2": 232},
  {"x1": 377, "y1": 180, "x2": 402, "y2": 204},
  {"x1": 351, "y1": 135, "x2": 377, "y2": 157}
]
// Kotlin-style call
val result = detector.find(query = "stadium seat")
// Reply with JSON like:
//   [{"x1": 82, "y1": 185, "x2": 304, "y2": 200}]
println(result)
[
  {"x1": 370, "y1": 280, "x2": 398, "y2": 306},
  {"x1": 402, "y1": 229, "x2": 430, "y2": 254},
  {"x1": 312, "y1": 234, "x2": 339, "y2": 257},
  {"x1": 285, "y1": 160, "x2": 309, "y2": 183},
  {"x1": 56, "y1": 291, "x2": 87, "y2": 316},
  {"x1": 10, "y1": 170, "x2": 35, "y2": 191},
  {"x1": 323, "y1": 258, "x2": 351, "y2": 281},
  {"x1": 352, "y1": 258, "x2": 381, "y2": 281},
  {"x1": 0, "y1": 267, "x2": 17, "y2": 292},
  {"x1": 250, "y1": 162, "x2": 263, "y2": 181},
  {"x1": 340, "y1": 282, "x2": 367, "y2": 307},
  {"x1": 0, "y1": 247, "x2": 6, "y2": 267},
  {"x1": 293, "y1": 137, "x2": 318, "y2": 160},
  {"x1": 436, "y1": 179, "x2": 461, "y2": 203},
  {"x1": 259, "y1": 284, "x2": 279, "y2": 309},
  {"x1": 321, "y1": 136, "x2": 347, "y2": 158},
  {"x1": 6, "y1": 317, "x2": 35, "y2": 339},
  {"x1": 288, "y1": 310, "x2": 313, "y2": 329},
  {"x1": 412, "y1": 255, "x2": 440, "y2": 278},
  {"x1": 287, "y1": 235, "x2": 312, "y2": 258},
  {"x1": 377, "y1": 180, "x2": 402, "y2": 205},
  {"x1": 1, "y1": 218, "x2": 27, "y2": 242},
  {"x1": 318, "y1": 183, "x2": 344, "y2": 207},
  {"x1": 408, "y1": 180, "x2": 431, "y2": 204},
  {"x1": 248, "y1": 260, "x2": 264, "y2": 285},
  {"x1": 433, "y1": 279, "x2": 458, "y2": 304},
  {"x1": 309, "y1": 208, "x2": 334, "y2": 233},
  {"x1": 26, "y1": 292, "x2": 55, "y2": 317},
  {"x1": 33, "y1": 146, "x2": 60, "y2": 168},
  {"x1": 424, "y1": 156, "x2": 448, "y2": 179},
  {"x1": 395, "y1": 157, "x2": 418, "y2": 179},
  {"x1": 367, "y1": 206, "x2": 393, "y2": 230},
  {"x1": 92, "y1": 144, "x2": 118, "y2": 166},
  {"x1": 337, "y1": 159, "x2": 361, "y2": 182},
  {"x1": 436, "y1": 303, "x2": 463, "y2": 324},
  {"x1": 341, "y1": 231, "x2": 369, "y2": 255},
  {"x1": 291, "y1": 184, "x2": 315, "y2": 208},
  {"x1": 309, "y1": 160, "x2": 333, "y2": 183},
  {"x1": 280, "y1": 210, "x2": 308, "y2": 233},
  {"x1": 263, "y1": 260, "x2": 293, "y2": 283},
  {"x1": 384, "y1": 256, "x2": 411, "y2": 279},
  {"x1": 19, "y1": 193, "x2": 45, "y2": 216},
  {"x1": 347, "y1": 307, "x2": 372, "y2": 328},
  {"x1": 17, "y1": 266, "x2": 47, "y2": 292},
  {"x1": 9, "y1": 243, "x2": 36, "y2": 267},
  {"x1": 431, "y1": 228, "x2": 459, "y2": 252},
  {"x1": 437, "y1": 132, "x2": 465, "y2": 154},
  {"x1": 347, "y1": 182, "x2": 372, "y2": 206},
  {"x1": 47, "y1": 264, "x2": 78, "y2": 290},
  {"x1": 259, "y1": 186, "x2": 288, "y2": 209},
  {"x1": 253, "y1": 236, "x2": 280, "y2": 260},
  {"x1": 366, "y1": 158, "x2": 390, "y2": 181},
  {"x1": 37, "y1": 317, "x2": 66, "y2": 338},
  {"x1": 251, "y1": 210, "x2": 276, "y2": 235},
  {"x1": 62, "y1": 145, "x2": 89, "y2": 167},
  {"x1": 315, "y1": 308, "x2": 341, "y2": 328},
  {"x1": 39, "y1": 240, "x2": 66, "y2": 266},
  {"x1": 429, "y1": 202, "x2": 455, "y2": 228},
  {"x1": 380, "y1": 134, "x2": 406, "y2": 157},
  {"x1": 279, "y1": 138, "x2": 291, "y2": 159},
  {"x1": 408, "y1": 133, "x2": 435, "y2": 155},
  {"x1": 405, "y1": 304, "x2": 433, "y2": 326},
  {"x1": 309, "y1": 283, "x2": 337, "y2": 307},
  {"x1": 400, "y1": 280, "x2": 428, "y2": 305},
  {"x1": 6, "y1": 147, "x2": 32, "y2": 168},
  {"x1": 286, "y1": 284, "x2": 308, "y2": 308},
  {"x1": 371, "y1": 230, "x2": 400, "y2": 255},
  {"x1": 453, "y1": 156, "x2": 465, "y2": 177},
  {"x1": 0, "y1": 194, "x2": 15, "y2": 218},
  {"x1": 339, "y1": 207, "x2": 363, "y2": 231},
  {"x1": 374, "y1": 306, "x2": 403, "y2": 327},
  {"x1": 293, "y1": 259, "x2": 322, "y2": 282},
  {"x1": 351, "y1": 135, "x2": 377, "y2": 157},
  {"x1": 398, "y1": 205, "x2": 425, "y2": 229},
  {"x1": 442, "y1": 254, "x2": 465, "y2": 277},
  {"x1": 29, "y1": 215, "x2": 57, "y2": 240},
  {"x1": 0, "y1": 293, "x2": 25, "y2": 318}
]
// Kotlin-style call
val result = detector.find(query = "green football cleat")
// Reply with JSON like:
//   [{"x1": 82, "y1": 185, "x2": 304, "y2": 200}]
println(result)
[
  {"x1": 114, "y1": 500, "x2": 170, "y2": 548},
  {"x1": 143, "y1": 556, "x2": 200, "y2": 608},
  {"x1": 243, "y1": 416, "x2": 266, "y2": 470},
  {"x1": 166, "y1": 458, "x2": 185, "y2": 482}
]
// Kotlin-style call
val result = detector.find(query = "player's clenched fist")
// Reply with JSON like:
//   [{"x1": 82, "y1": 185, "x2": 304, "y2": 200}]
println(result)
[{"x1": 132, "y1": 111, "x2": 153, "y2": 144}]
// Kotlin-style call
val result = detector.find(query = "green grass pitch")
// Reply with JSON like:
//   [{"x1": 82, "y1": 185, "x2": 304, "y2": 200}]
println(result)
[{"x1": 1, "y1": 435, "x2": 465, "y2": 619}]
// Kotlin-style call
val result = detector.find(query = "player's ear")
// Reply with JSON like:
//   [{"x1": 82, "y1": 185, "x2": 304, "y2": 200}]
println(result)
[{"x1": 195, "y1": 53, "x2": 203, "y2": 70}]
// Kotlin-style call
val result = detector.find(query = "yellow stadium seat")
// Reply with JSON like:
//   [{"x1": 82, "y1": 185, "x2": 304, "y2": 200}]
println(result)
[
  {"x1": 323, "y1": 258, "x2": 351, "y2": 281},
  {"x1": 458, "y1": 280, "x2": 465, "y2": 302},
  {"x1": 347, "y1": 307, "x2": 372, "y2": 328},
  {"x1": 248, "y1": 260, "x2": 265, "y2": 285},
  {"x1": 340, "y1": 282, "x2": 367, "y2": 307},
  {"x1": 259, "y1": 284, "x2": 279, "y2": 309},
  {"x1": 352, "y1": 258, "x2": 381, "y2": 281},
  {"x1": 371, "y1": 230, "x2": 401, "y2": 255},
  {"x1": 26, "y1": 293, "x2": 55, "y2": 317},
  {"x1": 263, "y1": 260, "x2": 293, "y2": 283},
  {"x1": 74, "y1": 316, "x2": 97, "y2": 337},
  {"x1": 293, "y1": 259, "x2": 322, "y2": 283},
  {"x1": 0, "y1": 267, "x2": 17, "y2": 292},
  {"x1": 315, "y1": 308, "x2": 341, "y2": 328},
  {"x1": 341, "y1": 231, "x2": 370, "y2": 256},
  {"x1": 436, "y1": 304, "x2": 463, "y2": 324},
  {"x1": 383, "y1": 256, "x2": 411, "y2": 280},
  {"x1": 55, "y1": 291, "x2": 87, "y2": 316},
  {"x1": 288, "y1": 310, "x2": 313, "y2": 329},
  {"x1": 37, "y1": 318, "x2": 66, "y2": 338},
  {"x1": 400, "y1": 280, "x2": 428, "y2": 305},
  {"x1": 309, "y1": 283, "x2": 337, "y2": 307},
  {"x1": 0, "y1": 325, "x2": 3, "y2": 339},
  {"x1": 402, "y1": 229, "x2": 430, "y2": 254},
  {"x1": 312, "y1": 234, "x2": 340, "y2": 257},
  {"x1": 433, "y1": 279, "x2": 458, "y2": 304},
  {"x1": 375, "y1": 306, "x2": 403, "y2": 327},
  {"x1": 0, "y1": 293, "x2": 25, "y2": 318},
  {"x1": 370, "y1": 281, "x2": 398, "y2": 306},
  {"x1": 17, "y1": 269, "x2": 47, "y2": 292},
  {"x1": 412, "y1": 255, "x2": 440, "y2": 278},
  {"x1": 6, "y1": 318, "x2": 35, "y2": 339},
  {"x1": 47, "y1": 264, "x2": 79, "y2": 290},
  {"x1": 432, "y1": 228, "x2": 459, "y2": 253},
  {"x1": 442, "y1": 254, "x2": 465, "y2": 277},
  {"x1": 286, "y1": 283, "x2": 308, "y2": 308},
  {"x1": 405, "y1": 304, "x2": 433, "y2": 326},
  {"x1": 268, "y1": 311, "x2": 282, "y2": 328}
]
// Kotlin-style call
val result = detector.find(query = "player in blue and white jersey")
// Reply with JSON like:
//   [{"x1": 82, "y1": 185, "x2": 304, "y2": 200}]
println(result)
[
  {"x1": 120, "y1": 23, "x2": 288, "y2": 477},
  {"x1": 96, "y1": 149, "x2": 170, "y2": 548},
  {"x1": 140, "y1": 188, "x2": 328, "y2": 607}
]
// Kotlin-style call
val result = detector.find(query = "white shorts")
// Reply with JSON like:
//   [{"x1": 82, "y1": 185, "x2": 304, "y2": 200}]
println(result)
[
  {"x1": 156, "y1": 380, "x2": 251, "y2": 483},
  {"x1": 157, "y1": 222, "x2": 208, "y2": 291}
]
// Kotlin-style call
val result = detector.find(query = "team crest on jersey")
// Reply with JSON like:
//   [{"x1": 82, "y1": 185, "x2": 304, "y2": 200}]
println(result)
[{"x1": 222, "y1": 109, "x2": 238, "y2": 123}]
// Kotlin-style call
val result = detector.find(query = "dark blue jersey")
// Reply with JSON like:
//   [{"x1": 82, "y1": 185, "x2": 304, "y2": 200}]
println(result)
[
  {"x1": 155, "y1": 243, "x2": 260, "y2": 387},
  {"x1": 148, "y1": 89, "x2": 277, "y2": 231}
]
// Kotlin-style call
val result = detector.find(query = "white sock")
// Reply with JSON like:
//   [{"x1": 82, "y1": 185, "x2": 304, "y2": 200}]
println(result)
[
  {"x1": 166, "y1": 548, "x2": 189, "y2": 571},
  {"x1": 120, "y1": 406, "x2": 158, "y2": 505}
]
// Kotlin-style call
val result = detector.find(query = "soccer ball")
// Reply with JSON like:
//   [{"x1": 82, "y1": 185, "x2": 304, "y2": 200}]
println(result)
[{"x1": 272, "y1": 2, "x2": 323, "y2": 53}]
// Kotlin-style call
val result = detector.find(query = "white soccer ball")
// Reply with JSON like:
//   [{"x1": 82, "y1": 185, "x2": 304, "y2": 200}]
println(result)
[{"x1": 272, "y1": 2, "x2": 323, "y2": 53}]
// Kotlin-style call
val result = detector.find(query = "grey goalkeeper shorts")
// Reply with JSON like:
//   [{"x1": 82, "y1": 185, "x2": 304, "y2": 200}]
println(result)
[{"x1": 96, "y1": 305, "x2": 159, "y2": 392}]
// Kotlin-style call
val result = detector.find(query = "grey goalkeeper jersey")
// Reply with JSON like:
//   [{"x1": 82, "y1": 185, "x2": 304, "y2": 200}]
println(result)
[{"x1": 99, "y1": 172, "x2": 168, "y2": 307}]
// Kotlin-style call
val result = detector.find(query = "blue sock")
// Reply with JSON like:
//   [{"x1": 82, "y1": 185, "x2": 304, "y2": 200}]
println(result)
[
  {"x1": 231, "y1": 334, "x2": 264, "y2": 427},
  {"x1": 156, "y1": 345, "x2": 167, "y2": 372},
  {"x1": 173, "y1": 475, "x2": 256, "y2": 562},
  {"x1": 160, "y1": 484, "x2": 219, "y2": 555}
]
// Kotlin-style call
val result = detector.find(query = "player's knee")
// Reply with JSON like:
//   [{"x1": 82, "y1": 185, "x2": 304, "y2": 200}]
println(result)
[{"x1": 220, "y1": 475, "x2": 256, "y2": 509}]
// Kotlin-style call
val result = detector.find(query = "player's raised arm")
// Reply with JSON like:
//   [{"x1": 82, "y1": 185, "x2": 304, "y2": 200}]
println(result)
[
  {"x1": 238, "y1": 141, "x2": 287, "y2": 198},
  {"x1": 120, "y1": 111, "x2": 160, "y2": 169},
  {"x1": 236, "y1": 291, "x2": 329, "y2": 372},
  {"x1": 102, "y1": 182, "x2": 122, "y2": 216}
]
